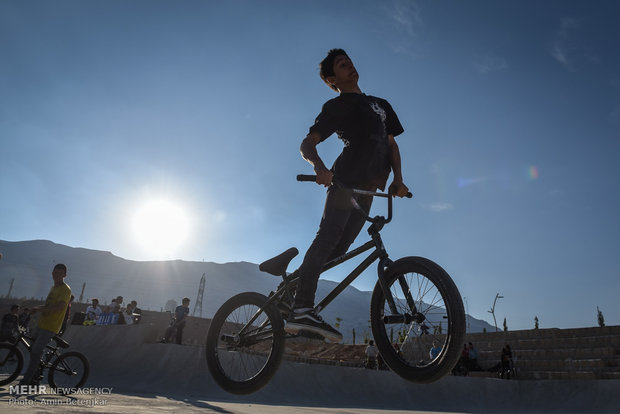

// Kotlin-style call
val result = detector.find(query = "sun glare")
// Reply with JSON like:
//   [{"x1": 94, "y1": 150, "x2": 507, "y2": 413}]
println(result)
[{"x1": 132, "y1": 199, "x2": 190, "y2": 258}]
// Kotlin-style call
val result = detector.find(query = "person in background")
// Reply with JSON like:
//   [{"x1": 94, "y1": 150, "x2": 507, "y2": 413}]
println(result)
[
  {"x1": 130, "y1": 300, "x2": 142, "y2": 324},
  {"x1": 365, "y1": 339, "x2": 379, "y2": 369},
  {"x1": 429, "y1": 340, "x2": 442, "y2": 361},
  {"x1": 84, "y1": 298, "x2": 102, "y2": 324},
  {"x1": 163, "y1": 298, "x2": 190, "y2": 344},
  {"x1": 0, "y1": 304, "x2": 20, "y2": 343},
  {"x1": 19, "y1": 264, "x2": 71, "y2": 385}
]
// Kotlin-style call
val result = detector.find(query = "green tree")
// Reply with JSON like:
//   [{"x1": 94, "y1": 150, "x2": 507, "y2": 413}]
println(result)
[
  {"x1": 597, "y1": 307, "x2": 605, "y2": 327},
  {"x1": 534, "y1": 316, "x2": 539, "y2": 330},
  {"x1": 503, "y1": 317, "x2": 508, "y2": 332}
]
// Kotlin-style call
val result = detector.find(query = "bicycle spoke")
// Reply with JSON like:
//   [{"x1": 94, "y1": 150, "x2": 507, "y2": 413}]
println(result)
[
  {"x1": 217, "y1": 303, "x2": 273, "y2": 382},
  {"x1": 383, "y1": 270, "x2": 450, "y2": 368}
]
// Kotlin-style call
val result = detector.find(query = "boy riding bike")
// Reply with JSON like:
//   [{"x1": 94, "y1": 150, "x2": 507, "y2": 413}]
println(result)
[{"x1": 285, "y1": 48, "x2": 409, "y2": 342}]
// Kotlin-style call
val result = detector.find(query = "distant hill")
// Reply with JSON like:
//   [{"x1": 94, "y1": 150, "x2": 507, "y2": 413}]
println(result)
[{"x1": 0, "y1": 240, "x2": 495, "y2": 340}]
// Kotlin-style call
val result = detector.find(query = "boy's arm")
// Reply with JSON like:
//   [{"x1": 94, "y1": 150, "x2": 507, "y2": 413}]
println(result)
[
  {"x1": 300, "y1": 131, "x2": 333, "y2": 186},
  {"x1": 387, "y1": 134, "x2": 409, "y2": 197},
  {"x1": 35, "y1": 300, "x2": 67, "y2": 315}
]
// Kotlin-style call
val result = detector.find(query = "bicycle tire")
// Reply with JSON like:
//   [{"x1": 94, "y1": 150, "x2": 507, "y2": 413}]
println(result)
[
  {"x1": 370, "y1": 256, "x2": 465, "y2": 383},
  {"x1": 48, "y1": 351, "x2": 89, "y2": 391},
  {"x1": 206, "y1": 292, "x2": 285, "y2": 394},
  {"x1": 0, "y1": 343, "x2": 24, "y2": 386}
]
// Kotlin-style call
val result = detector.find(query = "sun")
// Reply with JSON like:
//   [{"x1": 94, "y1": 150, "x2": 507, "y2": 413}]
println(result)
[{"x1": 131, "y1": 199, "x2": 190, "y2": 258}]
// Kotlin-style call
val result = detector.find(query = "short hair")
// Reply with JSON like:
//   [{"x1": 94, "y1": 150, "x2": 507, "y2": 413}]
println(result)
[
  {"x1": 11, "y1": 304, "x2": 19, "y2": 312},
  {"x1": 54, "y1": 263, "x2": 67, "y2": 273},
  {"x1": 92, "y1": 298, "x2": 99, "y2": 303},
  {"x1": 182, "y1": 297, "x2": 190, "y2": 304},
  {"x1": 319, "y1": 48, "x2": 349, "y2": 91}
]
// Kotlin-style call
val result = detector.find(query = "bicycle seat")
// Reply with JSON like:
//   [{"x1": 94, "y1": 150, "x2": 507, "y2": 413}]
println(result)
[
  {"x1": 52, "y1": 336, "x2": 70, "y2": 349},
  {"x1": 259, "y1": 247, "x2": 298, "y2": 276}
]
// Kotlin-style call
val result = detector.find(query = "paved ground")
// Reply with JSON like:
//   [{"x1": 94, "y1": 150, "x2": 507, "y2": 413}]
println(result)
[
  {"x1": 1, "y1": 391, "x2": 464, "y2": 414},
  {"x1": 1, "y1": 324, "x2": 618, "y2": 413}
]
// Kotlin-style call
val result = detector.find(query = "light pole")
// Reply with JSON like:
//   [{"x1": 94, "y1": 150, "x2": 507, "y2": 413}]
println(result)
[
  {"x1": 488, "y1": 293, "x2": 504, "y2": 332},
  {"x1": 463, "y1": 296, "x2": 470, "y2": 333}
]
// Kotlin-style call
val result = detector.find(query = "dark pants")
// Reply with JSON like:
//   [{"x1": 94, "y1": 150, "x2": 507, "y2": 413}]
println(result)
[
  {"x1": 165, "y1": 320, "x2": 186, "y2": 344},
  {"x1": 294, "y1": 185, "x2": 373, "y2": 308},
  {"x1": 175, "y1": 320, "x2": 186, "y2": 344},
  {"x1": 21, "y1": 328, "x2": 56, "y2": 384}
]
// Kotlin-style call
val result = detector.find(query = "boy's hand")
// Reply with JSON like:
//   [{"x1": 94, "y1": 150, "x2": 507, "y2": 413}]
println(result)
[
  {"x1": 315, "y1": 167, "x2": 333, "y2": 187},
  {"x1": 389, "y1": 180, "x2": 409, "y2": 197}
]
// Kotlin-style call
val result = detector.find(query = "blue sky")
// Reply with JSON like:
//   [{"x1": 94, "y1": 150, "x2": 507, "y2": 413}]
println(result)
[{"x1": 1, "y1": 1, "x2": 619, "y2": 330}]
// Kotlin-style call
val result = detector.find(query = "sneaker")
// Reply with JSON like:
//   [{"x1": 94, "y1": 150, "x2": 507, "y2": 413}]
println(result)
[{"x1": 285, "y1": 308, "x2": 342, "y2": 343}]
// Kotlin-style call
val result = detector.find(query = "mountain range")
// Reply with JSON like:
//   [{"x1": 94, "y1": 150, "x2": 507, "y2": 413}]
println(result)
[{"x1": 0, "y1": 239, "x2": 495, "y2": 341}]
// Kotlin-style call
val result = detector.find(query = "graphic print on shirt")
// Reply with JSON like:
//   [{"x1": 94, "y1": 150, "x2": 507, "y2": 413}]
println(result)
[{"x1": 369, "y1": 101, "x2": 387, "y2": 123}]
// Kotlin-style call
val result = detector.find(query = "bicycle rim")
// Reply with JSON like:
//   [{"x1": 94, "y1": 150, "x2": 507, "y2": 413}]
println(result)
[
  {"x1": 48, "y1": 352, "x2": 89, "y2": 391},
  {"x1": 371, "y1": 256, "x2": 465, "y2": 383},
  {"x1": 206, "y1": 292, "x2": 285, "y2": 394},
  {"x1": 0, "y1": 344, "x2": 23, "y2": 386}
]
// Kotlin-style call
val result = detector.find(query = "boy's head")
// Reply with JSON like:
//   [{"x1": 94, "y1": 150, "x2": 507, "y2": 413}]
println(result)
[
  {"x1": 320, "y1": 48, "x2": 350, "y2": 92},
  {"x1": 52, "y1": 263, "x2": 67, "y2": 284},
  {"x1": 182, "y1": 297, "x2": 190, "y2": 307}
]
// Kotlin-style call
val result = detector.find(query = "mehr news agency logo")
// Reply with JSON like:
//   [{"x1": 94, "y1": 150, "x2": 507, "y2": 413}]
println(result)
[{"x1": 8, "y1": 385, "x2": 112, "y2": 407}]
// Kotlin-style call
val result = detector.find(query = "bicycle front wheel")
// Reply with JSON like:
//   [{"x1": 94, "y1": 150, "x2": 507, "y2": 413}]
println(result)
[
  {"x1": 0, "y1": 343, "x2": 23, "y2": 386},
  {"x1": 370, "y1": 256, "x2": 465, "y2": 383},
  {"x1": 206, "y1": 292, "x2": 285, "y2": 395},
  {"x1": 48, "y1": 351, "x2": 90, "y2": 391}
]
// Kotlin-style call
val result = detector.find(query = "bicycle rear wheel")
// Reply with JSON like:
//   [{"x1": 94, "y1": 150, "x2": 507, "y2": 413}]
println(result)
[
  {"x1": 48, "y1": 351, "x2": 89, "y2": 391},
  {"x1": 0, "y1": 343, "x2": 23, "y2": 386},
  {"x1": 370, "y1": 256, "x2": 465, "y2": 383},
  {"x1": 206, "y1": 292, "x2": 285, "y2": 394}
]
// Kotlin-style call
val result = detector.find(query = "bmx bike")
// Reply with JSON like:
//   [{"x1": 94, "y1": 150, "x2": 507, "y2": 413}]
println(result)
[
  {"x1": 0, "y1": 327, "x2": 90, "y2": 392},
  {"x1": 206, "y1": 175, "x2": 465, "y2": 394}
]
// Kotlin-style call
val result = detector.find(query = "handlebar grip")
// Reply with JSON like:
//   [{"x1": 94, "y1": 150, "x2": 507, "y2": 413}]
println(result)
[{"x1": 297, "y1": 174, "x2": 317, "y2": 182}]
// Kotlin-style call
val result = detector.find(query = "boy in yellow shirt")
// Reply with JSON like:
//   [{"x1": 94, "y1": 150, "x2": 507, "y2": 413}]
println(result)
[{"x1": 20, "y1": 263, "x2": 72, "y2": 385}]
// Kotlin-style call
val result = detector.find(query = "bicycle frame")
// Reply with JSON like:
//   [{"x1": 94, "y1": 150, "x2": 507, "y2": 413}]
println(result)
[{"x1": 235, "y1": 186, "x2": 416, "y2": 338}]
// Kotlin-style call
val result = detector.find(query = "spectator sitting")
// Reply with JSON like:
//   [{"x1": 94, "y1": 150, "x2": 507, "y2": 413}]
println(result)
[
  {"x1": 452, "y1": 343, "x2": 469, "y2": 376},
  {"x1": 501, "y1": 344, "x2": 514, "y2": 379},
  {"x1": 468, "y1": 342, "x2": 481, "y2": 371},
  {"x1": 96, "y1": 306, "x2": 119, "y2": 325},
  {"x1": 429, "y1": 340, "x2": 442, "y2": 360},
  {"x1": 130, "y1": 300, "x2": 142, "y2": 324},
  {"x1": 0, "y1": 304, "x2": 21, "y2": 344},
  {"x1": 84, "y1": 298, "x2": 102, "y2": 325},
  {"x1": 18, "y1": 307, "x2": 31, "y2": 332},
  {"x1": 113, "y1": 296, "x2": 124, "y2": 313},
  {"x1": 124, "y1": 303, "x2": 135, "y2": 325},
  {"x1": 365, "y1": 340, "x2": 379, "y2": 369}
]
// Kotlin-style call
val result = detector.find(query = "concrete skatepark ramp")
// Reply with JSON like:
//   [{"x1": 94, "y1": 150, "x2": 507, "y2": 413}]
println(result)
[{"x1": 2, "y1": 324, "x2": 619, "y2": 413}]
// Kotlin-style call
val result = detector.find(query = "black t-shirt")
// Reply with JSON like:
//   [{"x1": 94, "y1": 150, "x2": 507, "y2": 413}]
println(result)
[{"x1": 309, "y1": 93, "x2": 404, "y2": 189}]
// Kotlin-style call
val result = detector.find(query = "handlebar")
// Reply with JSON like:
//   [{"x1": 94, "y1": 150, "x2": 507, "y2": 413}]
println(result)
[{"x1": 296, "y1": 174, "x2": 412, "y2": 225}]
